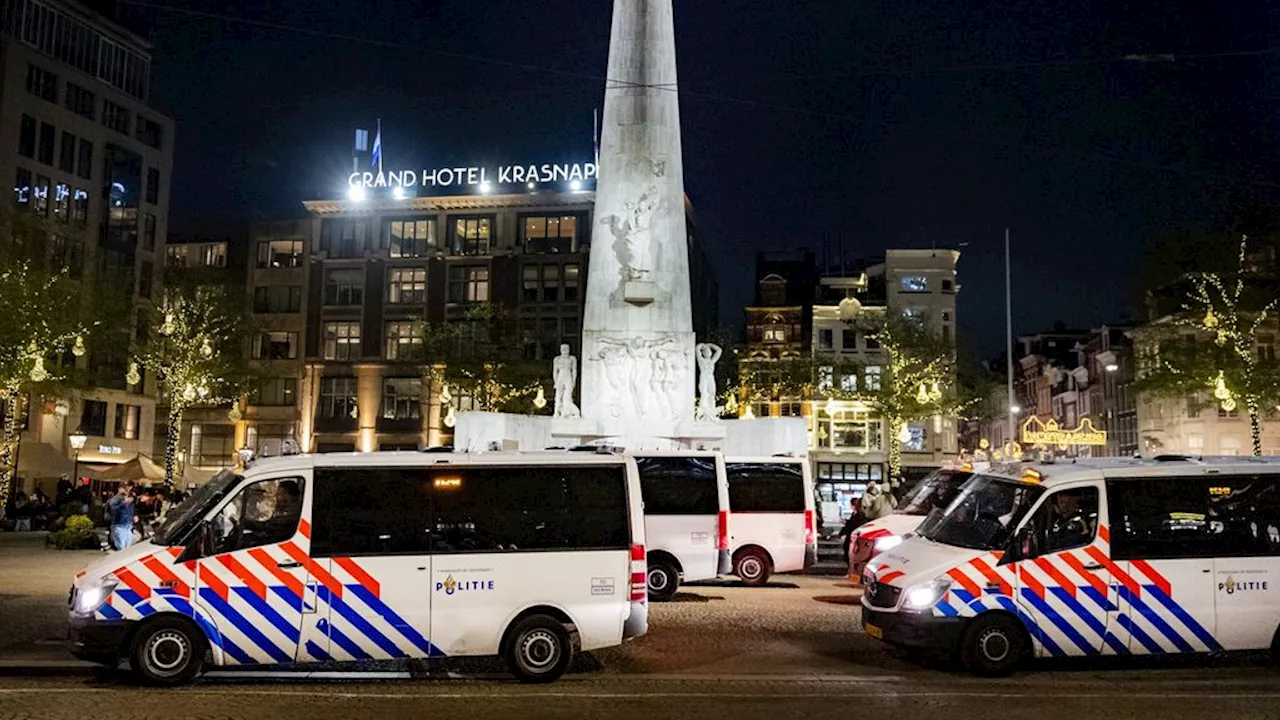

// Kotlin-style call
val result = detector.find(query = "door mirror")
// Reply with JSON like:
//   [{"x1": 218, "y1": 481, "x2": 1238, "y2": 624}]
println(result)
[{"x1": 1001, "y1": 524, "x2": 1037, "y2": 564}]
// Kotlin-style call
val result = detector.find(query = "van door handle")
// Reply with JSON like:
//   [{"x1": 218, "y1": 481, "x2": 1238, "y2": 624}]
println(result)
[
  {"x1": 1083, "y1": 563, "x2": 1104, "y2": 571},
  {"x1": 277, "y1": 561, "x2": 303, "y2": 569}
]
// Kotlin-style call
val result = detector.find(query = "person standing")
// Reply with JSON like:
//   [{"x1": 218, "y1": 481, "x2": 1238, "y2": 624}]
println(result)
[{"x1": 108, "y1": 486, "x2": 136, "y2": 551}]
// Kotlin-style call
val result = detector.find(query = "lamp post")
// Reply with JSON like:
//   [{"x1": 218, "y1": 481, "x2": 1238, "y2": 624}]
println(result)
[{"x1": 68, "y1": 428, "x2": 87, "y2": 484}]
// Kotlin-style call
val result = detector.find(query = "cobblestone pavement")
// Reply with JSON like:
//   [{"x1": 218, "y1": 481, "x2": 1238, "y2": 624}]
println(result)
[{"x1": 0, "y1": 533, "x2": 100, "y2": 651}]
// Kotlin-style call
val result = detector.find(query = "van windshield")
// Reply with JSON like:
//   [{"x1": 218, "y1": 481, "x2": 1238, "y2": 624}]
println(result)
[
  {"x1": 915, "y1": 474, "x2": 1042, "y2": 551},
  {"x1": 898, "y1": 470, "x2": 972, "y2": 517},
  {"x1": 153, "y1": 469, "x2": 241, "y2": 546}
]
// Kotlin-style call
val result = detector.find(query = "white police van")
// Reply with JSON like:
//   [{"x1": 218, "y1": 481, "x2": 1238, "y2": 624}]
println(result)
[
  {"x1": 724, "y1": 456, "x2": 817, "y2": 585},
  {"x1": 68, "y1": 450, "x2": 648, "y2": 685},
  {"x1": 634, "y1": 452, "x2": 732, "y2": 601},
  {"x1": 862, "y1": 456, "x2": 1280, "y2": 675}
]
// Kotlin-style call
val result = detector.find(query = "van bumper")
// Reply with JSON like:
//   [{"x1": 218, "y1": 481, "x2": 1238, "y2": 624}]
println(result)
[
  {"x1": 717, "y1": 549, "x2": 732, "y2": 576},
  {"x1": 623, "y1": 600, "x2": 648, "y2": 640},
  {"x1": 804, "y1": 545, "x2": 818, "y2": 569},
  {"x1": 68, "y1": 615, "x2": 131, "y2": 665},
  {"x1": 862, "y1": 607, "x2": 966, "y2": 653}
]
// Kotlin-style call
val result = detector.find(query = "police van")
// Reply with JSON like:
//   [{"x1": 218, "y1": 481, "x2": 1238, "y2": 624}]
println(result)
[
  {"x1": 862, "y1": 456, "x2": 1280, "y2": 675},
  {"x1": 724, "y1": 456, "x2": 817, "y2": 585},
  {"x1": 848, "y1": 466, "x2": 977, "y2": 580},
  {"x1": 634, "y1": 452, "x2": 732, "y2": 601},
  {"x1": 68, "y1": 450, "x2": 648, "y2": 685}
]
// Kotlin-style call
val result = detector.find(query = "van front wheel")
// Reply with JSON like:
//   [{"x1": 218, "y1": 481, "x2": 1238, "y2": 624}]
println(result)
[
  {"x1": 734, "y1": 548, "x2": 771, "y2": 586},
  {"x1": 129, "y1": 617, "x2": 204, "y2": 686},
  {"x1": 504, "y1": 615, "x2": 573, "y2": 684},
  {"x1": 960, "y1": 614, "x2": 1026, "y2": 676}
]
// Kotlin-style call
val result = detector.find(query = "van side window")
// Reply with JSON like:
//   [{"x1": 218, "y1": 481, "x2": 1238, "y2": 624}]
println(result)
[
  {"x1": 311, "y1": 468, "x2": 431, "y2": 556},
  {"x1": 431, "y1": 465, "x2": 629, "y2": 553},
  {"x1": 1107, "y1": 477, "x2": 1214, "y2": 560},
  {"x1": 210, "y1": 477, "x2": 303, "y2": 555},
  {"x1": 635, "y1": 456, "x2": 719, "y2": 515},
  {"x1": 1205, "y1": 474, "x2": 1280, "y2": 557},
  {"x1": 726, "y1": 463, "x2": 805, "y2": 513},
  {"x1": 1022, "y1": 487, "x2": 1099, "y2": 557}
]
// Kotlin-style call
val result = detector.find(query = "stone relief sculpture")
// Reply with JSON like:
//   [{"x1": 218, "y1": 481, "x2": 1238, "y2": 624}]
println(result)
[
  {"x1": 592, "y1": 335, "x2": 684, "y2": 421},
  {"x1": 552, "y1": 344, "x2": 581, "y2": 419},
  {"x1": 694, "y1": 343, "x2": 722, "y2": 421},
  {"x1": 601, "y1": 185, "x2": 662, "y2": 287}
]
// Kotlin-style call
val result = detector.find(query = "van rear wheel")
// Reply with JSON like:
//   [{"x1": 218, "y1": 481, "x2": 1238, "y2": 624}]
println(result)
[
  {"x1": 504, "y1": 615, "x2": 573, "y2": 684},
  {"x1": 129, "y1": 617, "x2": 204, "y2": 686},
  {"x1": 734, "y1": 548, "x2": 771, "y2": 586},
  {"x1": 647, "y1": 560, "x2": 680, "y2": 602}
]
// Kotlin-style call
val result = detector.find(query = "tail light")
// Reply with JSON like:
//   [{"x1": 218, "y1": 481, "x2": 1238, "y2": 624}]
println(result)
[
  {"x1": 629, "y1": 544, "x2": 647, "y2": 602},
  {"x1": 717, "y1": 510, "x2": 730, "y2": 551},
  {"x1": 804, "y1": 509, "x2": 816, "y2": 547}
]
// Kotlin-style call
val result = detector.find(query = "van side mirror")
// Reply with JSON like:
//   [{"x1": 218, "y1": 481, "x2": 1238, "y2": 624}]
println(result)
[{"x1": 1001, "y1": 525, "x2": 1036, "y2": 565}]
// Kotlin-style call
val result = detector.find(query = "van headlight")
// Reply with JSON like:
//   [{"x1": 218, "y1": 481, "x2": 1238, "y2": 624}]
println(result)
[
  {"x1": 902, "y1": 578, "x2": 951, "y2": 611},
  {"x1": 874, "y1": 535, "x2": 903, "y2": 551},
  {"x1": 74, "y1": 576, "x2": 119, "y2": 616}
]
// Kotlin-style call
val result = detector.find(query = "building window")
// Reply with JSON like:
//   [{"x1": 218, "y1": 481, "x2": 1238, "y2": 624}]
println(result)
[
  {"x1": 26, "y1": 64, "x2": 57, "y2": 102},
  {"x1": 451, "y1": 217, "x2": 492, "y2": 255},
  {"x1": 384, "y1": 321, "x2": 423, "y2": 360},
  {"x1": 902, "y1": 423, "x2": 927, "y2": 451},
  {"x1": 448, "y1": 265, "x2": 490, "y2": 304},
  {"x1": 37, "y1": 122, "x2": 55, "y2": 165},
  {"x1": 323, "y1": 322, "x2": 361, "y2": 361},
  {"x1": 522, "y1": 214, "x2": 580, "y2": 254},
  {"x1": 818, "y1": 328, "x2": 833, "y2": 350},
  {"x1": 387, "y1": 219, "x2": 437, "y2": 257},
  {"x1": 80, "y1": 400, "x2": 108, "y2": 436},
  {"x1": 252, "y1": 378, "x2": 297, "y2": 406},
  {"x1": 522, "y1": 265, "x2": 539, "y2": 303},
  {"x1": 65, "y1": 83, "x2": 95, "y2": 119},
  {"x1": 763, "y1": 325, "x2": 787, "y2": 343},
  {"x1": 818, "y1": 365, "x2": 833, "y2": 391},
  {"x1": 902, "y1": 308, "x2": 925, "y2": 324},
  {"x1": 31, "y1": 175, "x2": 49, "y2": 215},
  {"x1": 942, "y1": 279, "x2": 954, "y2": 292},
  {"x1": 72, "y1": 188, "x2": 88, "y2": 225},
  {"x1": 142, "y1": 213, "x2": 156, "y2": 252},
  {"x1": 942, "y1": 325, "x2": 952, "y2": 344},
  {"x1": 387, "y1": 268, "x2": 427, "y2": 304},
  {"x1": 165, "y1": 245, "x2": 187, "y2": 268},
  {"x1": 258, "y1": 239, "x2": 303, "y2": 268},
  {"x1": 18, "y1": 116, "x2": 36, "y2": 159},
  {"x1": 136, "y1": 116, "x2": 163, "y2": 149},
  {"x1": 253, "y1": 331, "x2": 299, "y2": 360},
  {"x1": 564, "y1": 264, "x2": 581, "y2": 301},
  {"x1": 201, "y1": 243, "x2": 226, "y2": 267},
  {"x1": 841, "y1": 330, "x2": 857, "y2": 351},
  {"x1": 253, "y1": 286, "x2": 302, "y2": 313},
  {"x1": 190, "y1": 424, "x2": 234, "y2": 467},
  {"x1": 1258, "y1": 334, "x2": 1276, "y2": 362},
  {"x1": 1219, "y1": 436, "x2": 1241, "y2": 456},
  {"x1": 1218, "y1": 404, "x2": 1240, "y2": 419},
  {"x1": 382, "y1": 378, "x2": 422, "y2": 420},
  {"x1": 137, "y1": 260, "x2": 152, "y2": 299},
  {"x1": 58, "y1": 131, "x2": 75, "y2": 172},
  {"x1": 320, "y1": 218, "x2": 372, "y2": 258},
  {"x1": 52, "y1": 183, "x2": 69, "y2": 222},
  {"x1": 102, "y1": 99, "x2": 131, "y2": 135},
  {"x1": 13, "y1": 168, "x2": 31, "y2": 206},
  {"x1": 324, "y1": 268, "x2": 363, "y2": 306},
  {"x1": 145, "y1": 167, "x2": 159, "y2": 205},
  {"x1": 113, "y1": 404, "x2": 141, "y2": 440},
  {"x1": 1188, "y1": 434, "x2": 1204, "y2": 452},
  {"x1": 76, "y1": 138, "x2": 92, "y2": 180},
  {"x1": 865, "y1": 365, "x2": 882, "y2": 390},
  {"x1": 319, "y1": 377, "x2": 358, "y2": 419},
  {"x1": 840, "y1": 372, "x2": 857, "y2": 392},
  {"x1": 901, "y1": 276, "x2": 928, "y2": 292}
]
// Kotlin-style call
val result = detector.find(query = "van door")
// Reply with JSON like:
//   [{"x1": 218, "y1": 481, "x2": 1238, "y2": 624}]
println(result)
[
  {"x1": 1010, "y1": 482, "x2": 1121, "y2": 657},
  {"x1": 307, "y1": 467, "x2": 437, "y2": 661},
  {"x1": 1204, "y1": 473, "x2": 1280, "y2": 651},
  {"x1": 193, "y1": 476, "x2": 312, "y2": 665},
  {"x1": 1105, "y1": 476, "x2": 1220, "y2": 654},
  {"x1": 635, "y1": 455, "x2": 722, "y2": 585}
]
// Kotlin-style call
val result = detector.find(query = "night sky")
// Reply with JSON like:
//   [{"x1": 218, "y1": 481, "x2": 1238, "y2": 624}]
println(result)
[{"x1": 126, "y1": 0, "x2": 1280, "y2": 357}]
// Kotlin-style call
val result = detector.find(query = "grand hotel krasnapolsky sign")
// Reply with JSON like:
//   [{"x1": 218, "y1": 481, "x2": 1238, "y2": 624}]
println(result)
[{"x1": 348, "y1": 163, "x2": 598, "y2": 191}]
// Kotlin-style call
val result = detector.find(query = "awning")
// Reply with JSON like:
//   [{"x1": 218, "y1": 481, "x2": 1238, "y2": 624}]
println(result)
[
  {"x1": 98, "y1": 454, "x2": 167, "y2": 484},
  {"x1": 15, "y1": 442, "x2": 75, "y2": 479}
]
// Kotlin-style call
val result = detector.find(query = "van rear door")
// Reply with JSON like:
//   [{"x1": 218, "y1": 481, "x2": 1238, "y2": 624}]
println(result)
[
  {"x1": 1201, "y1": 471, "x2": 1280, "y2": 651},
  {"x1": 725, "y1": 460, "x2": 808, "y2": 573},
  {"x1": 635, "y1": 455, "x2": 721, "y2": 583}
]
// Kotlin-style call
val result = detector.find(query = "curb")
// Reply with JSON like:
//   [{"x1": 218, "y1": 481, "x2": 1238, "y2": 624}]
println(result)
[{"x1": 0, "y1": 660, "x2": 103, "y2": 677}]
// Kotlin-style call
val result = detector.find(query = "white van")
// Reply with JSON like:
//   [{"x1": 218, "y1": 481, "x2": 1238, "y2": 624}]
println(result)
[
  {"x1": 862, "y1": 456, "x2": 1280, "y2": 675},
  {"x1": 848, "y1": 467, "x2": 976, "y2": 579},
  {"x1": 724, "y1": 456, "x2": 817, "y2": 585},
  {"x1": 68, "y1": 451, "x2": 648, "y2": 685},
  {"x1": 634, "y1": 453, "x2": 732, "y2": 601}
]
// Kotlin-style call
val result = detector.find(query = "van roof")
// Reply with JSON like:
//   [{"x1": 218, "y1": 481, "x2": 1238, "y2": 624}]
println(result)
[
  {"x1": 981, "y1": 455, "x2": 1280, "y2": 487},
  {"x1": 243, "y1": 450, "x2": 630, "y2": 477}
]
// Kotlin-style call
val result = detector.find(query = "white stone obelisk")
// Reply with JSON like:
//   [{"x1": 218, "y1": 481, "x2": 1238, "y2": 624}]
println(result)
[{"x1": 581, "y1": 0, "x2": 694, "y2": 436}]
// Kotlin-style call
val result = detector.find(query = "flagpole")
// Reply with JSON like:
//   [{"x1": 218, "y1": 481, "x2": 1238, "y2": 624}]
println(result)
[
  {"x1": 376, "y1": 118, "x2": 383, "y2": 175},
  {"x1": 1006, "y1": 228, "x2": 1016, "y2": 447}
]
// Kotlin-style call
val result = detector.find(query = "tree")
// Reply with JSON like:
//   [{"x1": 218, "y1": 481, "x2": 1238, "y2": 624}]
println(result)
[
  {"x1": 0, "y1": 210, "x2": 99, "y2": 509},
  {"x1": 1135, "y1": 237, "x2": 1280, "y2": 455},
  {"x1": 135, "y1": 282, "x2": 255, "y2": 486},
  {"x1": 420, "y1": 303, "x2": 544, "y2": 418}
]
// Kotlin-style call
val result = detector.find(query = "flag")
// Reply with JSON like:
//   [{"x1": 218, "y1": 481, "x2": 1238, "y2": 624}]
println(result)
[{"x1": 371, "y1": 125, "x2": 382, "y2": 170}]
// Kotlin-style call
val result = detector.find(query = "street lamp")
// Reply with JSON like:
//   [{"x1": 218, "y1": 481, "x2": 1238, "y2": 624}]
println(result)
[
  {"x1": 1105, "y1": 363, "x2": 1119, "y2": 373},
  {"x1": 68, "y1": 427, "x2": 87, "y2": 484}
]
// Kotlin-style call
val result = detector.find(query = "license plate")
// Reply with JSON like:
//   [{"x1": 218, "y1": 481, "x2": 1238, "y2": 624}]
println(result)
[{"x1": 864, "y1": 623, "x2": 883, "y2": 639}]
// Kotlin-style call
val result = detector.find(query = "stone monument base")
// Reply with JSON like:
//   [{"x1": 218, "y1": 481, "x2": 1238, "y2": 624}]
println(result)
[{"x1": 454, "y1": 412, "x2": 807, "y2": 457}]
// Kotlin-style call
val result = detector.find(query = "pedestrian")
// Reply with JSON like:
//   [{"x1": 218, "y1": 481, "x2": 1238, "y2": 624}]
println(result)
[
  {"x1": 108, "y1": 485, "x2": 136, "y2": 550},
  {"x1": 839, "y1": 497, "x2": 865, "y2": 559}
]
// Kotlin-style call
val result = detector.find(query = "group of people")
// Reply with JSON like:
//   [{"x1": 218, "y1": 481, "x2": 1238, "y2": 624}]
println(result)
[
  {"x1": 5, "y1": 489, "x2": 55, "y2": 532},
  {"x1": 105, "y1": 484, "x2": 174, "y2": 550},
  {"x1": 837, "y1": 477, "x2": 903, "y2": 557}
]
